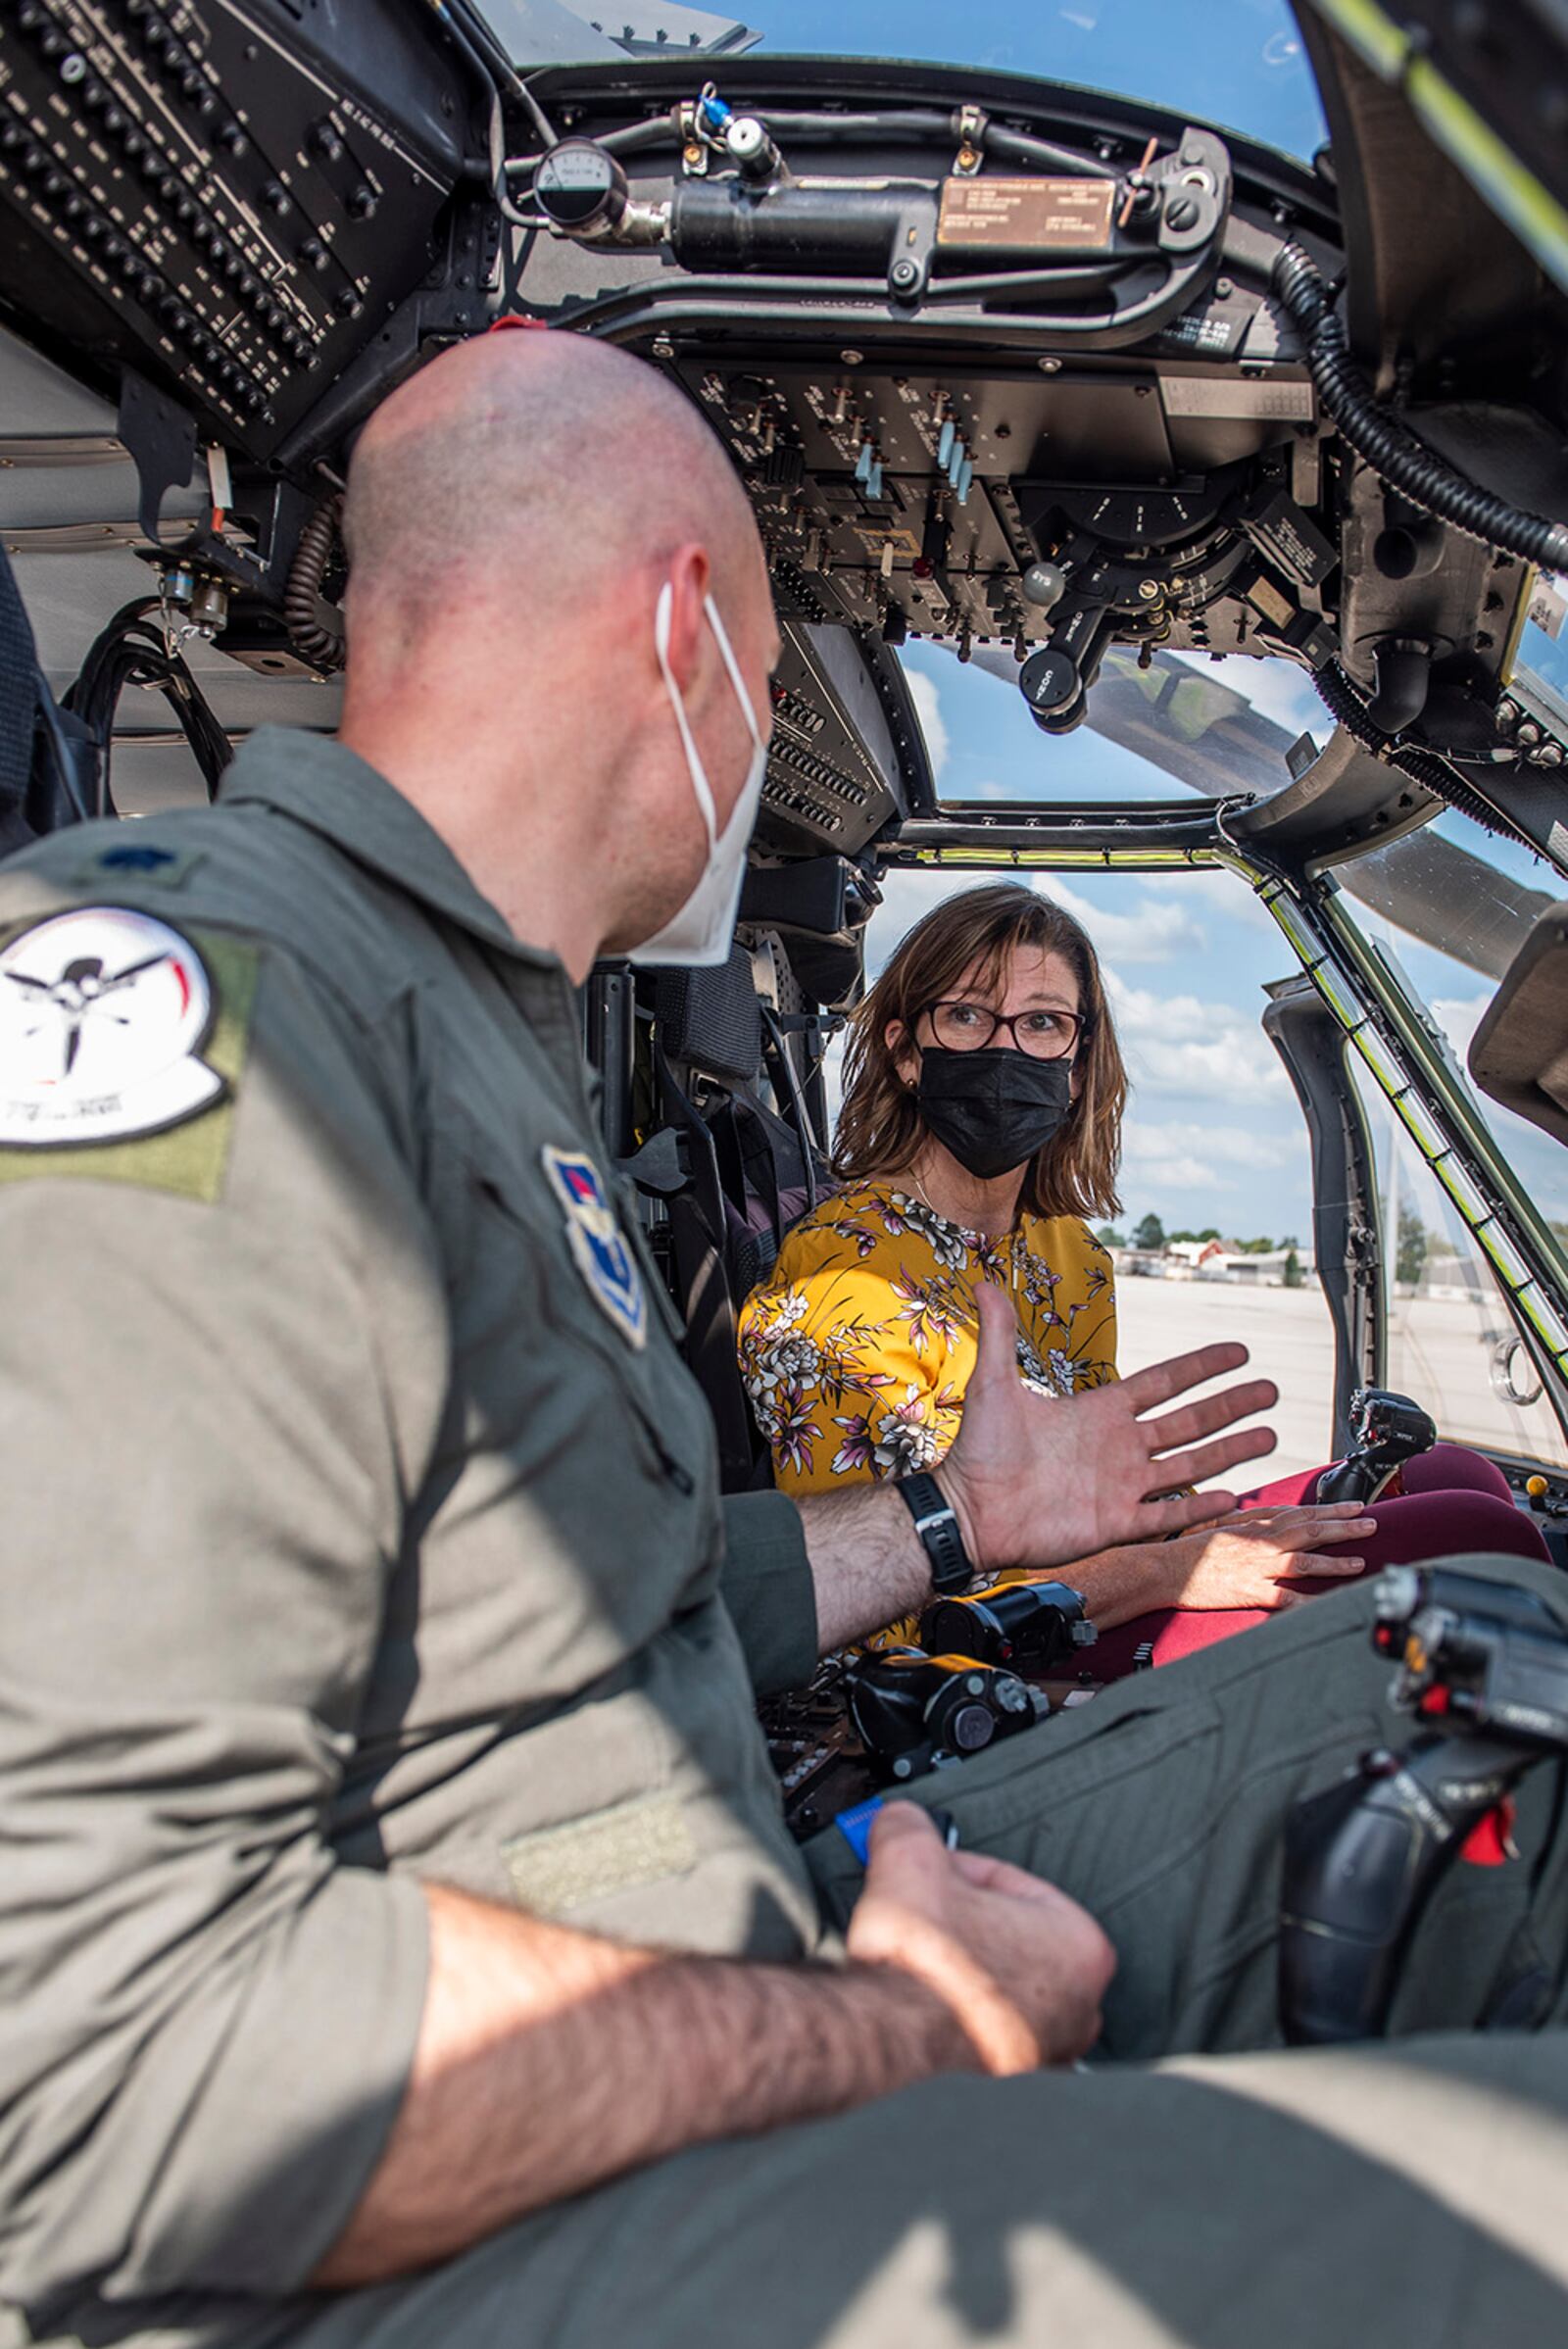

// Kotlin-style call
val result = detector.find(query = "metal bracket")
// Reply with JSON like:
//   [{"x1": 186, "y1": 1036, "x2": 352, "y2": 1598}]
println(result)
[
  {"x1": 118, "y1": 369, "x2": 197, "y2": 552},
  {"x1": 676, "y1": 98, "x2": 710, "y2": 176},
  {"x1": 953, "y1": 103, "x2": 987, "y2": 176}
]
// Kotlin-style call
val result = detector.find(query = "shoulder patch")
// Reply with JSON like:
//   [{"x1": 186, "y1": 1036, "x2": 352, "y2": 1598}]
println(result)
[
  {"x1": 0, "y1": 910, "x2": 257, "y2": 1201},
  {"x1": 542, "y1": 1144, "x2": 647, "y2": 1350}
]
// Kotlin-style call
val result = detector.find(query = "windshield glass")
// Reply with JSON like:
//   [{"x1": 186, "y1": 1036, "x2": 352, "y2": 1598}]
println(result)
[
  {"x1": 904, "y1": 642, "x2": 1321, "y2": 806},
  {"x1": 1335, "y1": 809, "x2": 1568, "y2": 1241},
  {"x1": 750, "y1": 1, "x2": 1326, "y2": 161},
  {"x1": 502, "y1": 1, "x2": 1329, "y2": 160}
]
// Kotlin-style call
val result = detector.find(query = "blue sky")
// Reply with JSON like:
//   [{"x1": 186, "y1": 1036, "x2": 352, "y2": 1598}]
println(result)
[
  {"x1": 752, "y1": 0, "x2": 1328, "y2": 163},
  {"x1": 749, "y1": 3, "x2": 1568, "y2": 1250}
]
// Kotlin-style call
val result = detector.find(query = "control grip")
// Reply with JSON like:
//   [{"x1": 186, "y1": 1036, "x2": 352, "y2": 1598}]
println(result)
[{"x1": 1280, "y1": 1735, "x2": 1526, "y2": 2044}]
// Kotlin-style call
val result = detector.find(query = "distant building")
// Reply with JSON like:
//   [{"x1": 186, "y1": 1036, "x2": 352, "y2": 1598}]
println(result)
[{"x1": 1108, "y1": 1242, "x2": 1317, "y2": 1288}]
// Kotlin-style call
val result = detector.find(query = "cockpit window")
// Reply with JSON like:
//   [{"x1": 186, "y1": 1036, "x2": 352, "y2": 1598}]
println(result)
[
  {"x1": 1338, "y1": 809, "x2": 1568, "y2": 1238},
  {"x1": 734, "y1": 1, "x2": 1329, "y2": 164},
  {"x1": 903, "y1": 642, "x2": 1321, "y2": 808}
]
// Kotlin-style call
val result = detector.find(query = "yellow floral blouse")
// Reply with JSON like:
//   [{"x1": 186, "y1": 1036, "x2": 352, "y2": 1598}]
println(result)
[{"x1": 738, "y1": 1180, "x2": 1118, "y2": 1497}]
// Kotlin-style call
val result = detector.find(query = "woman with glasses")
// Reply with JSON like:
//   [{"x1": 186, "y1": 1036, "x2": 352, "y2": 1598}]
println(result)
[{"x1": 739, "y1": 882, "x2": 1546, "y2": 1666}]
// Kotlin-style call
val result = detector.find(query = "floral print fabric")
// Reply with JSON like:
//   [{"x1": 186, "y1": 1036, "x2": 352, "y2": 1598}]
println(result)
[{"x1": 739, "y1": 1181, "x2": 1118, "y2": 1498}]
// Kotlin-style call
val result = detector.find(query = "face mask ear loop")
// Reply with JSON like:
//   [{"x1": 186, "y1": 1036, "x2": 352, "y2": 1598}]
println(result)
[
  {"x1": 703, "y1": 593, "x2": 764, "y2": 752},
  {"x1": 654, "y1": 579, "x2": 719, "y2": 852}
]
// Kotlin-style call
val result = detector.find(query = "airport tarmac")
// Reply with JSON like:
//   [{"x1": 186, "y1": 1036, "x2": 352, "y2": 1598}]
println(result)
[{"x1": 1113, "y1": 1273, "x2": 1565, "y2": 1484}]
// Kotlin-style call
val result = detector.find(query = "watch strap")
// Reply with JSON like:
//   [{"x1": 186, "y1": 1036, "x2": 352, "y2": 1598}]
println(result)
[{"x1": 897, "y1": 1471, "x2": 973, "y2": 1596}]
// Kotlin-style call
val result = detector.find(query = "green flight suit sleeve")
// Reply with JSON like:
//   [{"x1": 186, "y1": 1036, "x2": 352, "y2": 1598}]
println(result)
[
  {"x1": 0, "y1": 928, "x2": 448, "y2": 2311},
  {"x1": 718, "y1": 1490, "x2": 819, "y2": 1696}
]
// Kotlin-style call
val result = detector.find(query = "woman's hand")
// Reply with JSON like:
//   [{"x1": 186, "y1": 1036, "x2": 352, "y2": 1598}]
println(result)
[{"x1": 1154, "y1": 1502, "x2": 1376, "y2": 1611}]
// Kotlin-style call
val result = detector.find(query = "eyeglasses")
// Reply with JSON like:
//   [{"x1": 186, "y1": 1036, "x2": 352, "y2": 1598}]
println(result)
[{"x1": 924, "y1": 1000, "x2": 1087, "y2": 1060}]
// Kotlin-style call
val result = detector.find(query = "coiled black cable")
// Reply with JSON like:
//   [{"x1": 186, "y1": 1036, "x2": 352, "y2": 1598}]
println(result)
[
  {"x1": 65, "y1": 599, "x2": 232, "y2": 809},
  {"x1": 1312, "y1": 657, "x2": 1529, "y2": 847},
  {"x1": 284, "y1": 498, "x2": 346, "y2": 674},
  {"x1": 1274, "y1": 244, "x2": 1568, "y2": 572}
]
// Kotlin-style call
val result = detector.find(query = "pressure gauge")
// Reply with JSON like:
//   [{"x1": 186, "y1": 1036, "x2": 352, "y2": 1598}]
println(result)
[{"x1": 533, "y1": 140, "x2": 629, "y2": 235}]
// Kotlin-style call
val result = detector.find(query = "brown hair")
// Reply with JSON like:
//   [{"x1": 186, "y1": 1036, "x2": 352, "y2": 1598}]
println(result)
[{"x1": 832, "y1": 882, "x2": 1126, "y2": 1220}]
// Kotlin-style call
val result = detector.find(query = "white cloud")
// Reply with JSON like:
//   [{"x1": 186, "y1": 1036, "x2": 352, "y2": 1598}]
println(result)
[
  {"x1": 1106, "y1": 973, "x2": 1290, "y2": 1101},
  {"x1": 864, "y1": 868, "x2": 1206, "y2": 983},
  {"x1": 905, "y1": 668, "x2": 950, "y2": 780},
  {"x1": 1123, "y1": 1121, "x2": 1293, "y2": 1174},
  {"x1": 1048, "y1": 877, "x2": 1205, "y2": 966},
  {"x1": 1431, "y1": 992, "x2": 1490, "y2": 1060},
  {"x1": 1127, "y1": 1150, "x2": 1229, "y2": 1191}
]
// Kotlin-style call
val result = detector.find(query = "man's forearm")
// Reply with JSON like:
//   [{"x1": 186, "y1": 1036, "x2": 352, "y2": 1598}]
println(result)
[
  {"x1": 315, "y1": 1882, "x2": 966, "y2": 2286},
  {"x1": 795, "y1": 1482, "x2": 936, "y2": 1650}
]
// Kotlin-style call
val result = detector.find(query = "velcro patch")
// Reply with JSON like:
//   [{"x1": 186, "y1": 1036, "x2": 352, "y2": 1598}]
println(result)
[
  {"x1": 503, "y1": 1792, "x2": 697, "y2": 1918},
  {"x1": 0, "y1": 912, "x2": 257, "y2": 1201}
]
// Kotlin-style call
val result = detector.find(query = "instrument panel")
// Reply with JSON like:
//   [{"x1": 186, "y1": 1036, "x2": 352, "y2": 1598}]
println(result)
[{"x1": 0, "y1": 0, "x2": 472, "y2": 454}]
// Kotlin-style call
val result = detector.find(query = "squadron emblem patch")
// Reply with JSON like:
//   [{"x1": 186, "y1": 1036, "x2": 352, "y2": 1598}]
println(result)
[
  {"x1": 542, "y1": 1145, "x2": 647, "y2": 1350},
  {"x1": 0, "y1": 906, "x2": 225, "y2": 1148}
]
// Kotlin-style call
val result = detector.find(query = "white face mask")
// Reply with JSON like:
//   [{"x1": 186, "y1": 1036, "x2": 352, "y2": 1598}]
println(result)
[{"x1": 628, "y1": 580, "x2": 768, "y2": 968}]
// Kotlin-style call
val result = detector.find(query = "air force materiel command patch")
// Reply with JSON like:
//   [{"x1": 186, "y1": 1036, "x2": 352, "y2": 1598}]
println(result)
[
  {"x1": 0, "y1": 907, "x2": 225, "y2": 1147},
  {"x1": 542, "y1": 1145, "x2": 648, "y2": 1350}
]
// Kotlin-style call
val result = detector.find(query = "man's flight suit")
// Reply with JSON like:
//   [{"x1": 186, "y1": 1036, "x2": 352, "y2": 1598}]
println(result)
[{"x1": 1, "y1": 728, "x2": 1567, "y2": 2349}]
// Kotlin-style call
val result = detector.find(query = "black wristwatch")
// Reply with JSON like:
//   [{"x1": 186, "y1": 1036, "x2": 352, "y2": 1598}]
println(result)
[{"x1": 897, "y1": 1472, "x2": 974, "y2": 1596}]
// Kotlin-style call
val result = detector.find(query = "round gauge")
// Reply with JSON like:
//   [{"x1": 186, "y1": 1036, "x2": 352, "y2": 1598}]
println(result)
[{"x1": 533, "y1": 140, "x2": 628, "y2": 233}]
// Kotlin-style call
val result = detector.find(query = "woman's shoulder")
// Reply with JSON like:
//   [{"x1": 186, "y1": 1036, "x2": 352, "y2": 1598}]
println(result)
[
  {"x1": 1022, "y1": 1210, "x2": 1114, "y2": 1263},
  {"x1": 770, "y1": 1180, "x2": 913, "y2": 1272}
]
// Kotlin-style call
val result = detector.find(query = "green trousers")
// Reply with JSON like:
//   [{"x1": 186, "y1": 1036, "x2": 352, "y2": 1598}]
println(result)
[{"x1": 80, "y1": 1556, "x2": 1568, "y2": 2349}]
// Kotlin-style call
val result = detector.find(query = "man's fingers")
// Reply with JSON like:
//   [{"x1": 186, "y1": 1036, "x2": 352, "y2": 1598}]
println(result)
[
  {"x1": 1140, "y1": 1379, "x2": 1279, "y2": 1458},
  {"x1": 1151, "y1": 1426, "x2": 1278, "y2": 1493},
  {"x1": 866, "y1": 1798, "x2": 945, "y2": 1867},
  {"x1": 1119, "y1": 1342, "x2": 1250, "y2": 1413},
  {"x1": 1139, "y1": 1488, "x2": 1240, "y2": 1537},
  {"x1": 1278, "y1": 1553, "x2": 1366, "y2": 1579},
  {"x1": 968, "y1": 1277, "x2": 1021, "y2": 1395},
  {"x1": 950, "y1": 1845, "x2": 1060, "y2": 1902}
]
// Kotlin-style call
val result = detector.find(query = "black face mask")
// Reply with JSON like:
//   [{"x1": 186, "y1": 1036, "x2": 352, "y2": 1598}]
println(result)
[{"x1": 915, "y1": 1048, "x2": 1074, "y2": 1182}]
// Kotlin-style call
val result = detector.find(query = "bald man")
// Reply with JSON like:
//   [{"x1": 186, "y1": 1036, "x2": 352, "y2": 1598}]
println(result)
[{"x1": 2, "y1": 329, "x2": 1568, "y2": 2349}]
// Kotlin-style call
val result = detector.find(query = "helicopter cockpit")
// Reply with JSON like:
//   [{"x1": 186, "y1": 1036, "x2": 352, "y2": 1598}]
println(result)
[{"x1": 2, "y1": 0, "x2": 1567, "y2": 1556}]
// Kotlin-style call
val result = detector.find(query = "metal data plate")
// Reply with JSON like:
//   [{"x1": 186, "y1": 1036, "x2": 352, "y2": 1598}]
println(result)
[{"x1": 936, "y1": 175, "x2": 1116, "y2": 249}]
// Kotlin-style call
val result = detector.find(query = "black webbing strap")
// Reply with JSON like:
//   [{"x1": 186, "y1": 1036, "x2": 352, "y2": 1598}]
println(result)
[{"x1": 0, "y1": 543, "x2": 39, "y2": 845}]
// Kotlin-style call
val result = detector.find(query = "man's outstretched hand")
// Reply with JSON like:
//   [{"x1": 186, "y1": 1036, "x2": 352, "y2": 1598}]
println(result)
[{"x1": 938, "y1": 1280, "x2": 1279, "y2": 1576}]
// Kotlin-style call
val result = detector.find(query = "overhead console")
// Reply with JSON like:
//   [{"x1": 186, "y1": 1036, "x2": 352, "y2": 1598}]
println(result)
[
  {"x1": 515, "y1": 62, "x2": 1348, "y2": 744},
  {"x1": 0, "y1": 0, "x2": 480, "y2": 455},
  {"x1": 0, "y1": 23, "x2": 1566, "y2": 873}
]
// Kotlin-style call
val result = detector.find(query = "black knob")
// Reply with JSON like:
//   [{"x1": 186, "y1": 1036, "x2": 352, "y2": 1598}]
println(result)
[
  {"x1": 262, "y1": 180, "x2": 291, "y2": 216},
  {"x1": 334, "y1": 288, "x2": 365, "y2": 318},
  {"x1": 311, "y1": 120, "x2": 345, "y2": 164},
  {"x1": 346, "y1": 184, "x2": 377, "y2": 220},
  {"x1": 299, "y1": 236, "x2": 329, "y2": 271},
  {"x1": 215, "y1": 122, "x2": 246, "y2": 155}
]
